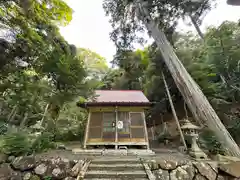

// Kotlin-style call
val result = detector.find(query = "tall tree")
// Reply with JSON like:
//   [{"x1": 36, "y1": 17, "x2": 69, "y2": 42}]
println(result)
[
  {"x1": 103, "y1": 0, "x2": 240, "y2": 156},
  {"x1": 0, "y1": 0, "x2": 90, "y2": 131}
]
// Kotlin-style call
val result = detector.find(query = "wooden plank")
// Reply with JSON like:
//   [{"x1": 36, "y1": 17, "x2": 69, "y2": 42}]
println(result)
[
  {"x1": 117, "y1": 138, "x2": 131, "y2": 142},
  {"x1": 142, "y1": 112, "x2": 150, "y2": 149},
  {"x1": 115, "y1": 107, "x2": 118, "y2": 149},
  {"x1": 151, "y1": 127, "x2": 155, "y2": 140},
  {"x1": 83, "y1": 112, "x2": 91, "y2": 149},
  {"x1": 162, "y1": 72, "x2": 187, "y2": 149},
  {"x1": 77, "y1": 160, "x2": 91, "y2": 179},
  {"x1": 102, "y1": 112, "x2": 115, "y2": 142},
  {"x1": 89, "y1": 112, "x2": 102, "y2": 127},
  {"x1": 142, "y1": 162, "x2": 156, "y2": 180},
  {"x1": 88, "y1": 138, "x2": 146, "y2": 143},
  {"x1": 131, "y1": 125, "x2": 145, "y2": 128},
  {"x1": 88, "y1": 138, "x2": 114, "y2": 142},
  {"x1": 86, "y1": 142, "x2": 148, "y2": 146},
  {"x1": 131, "y1": 138, "x2": 146, "y2": 142},
  {"x1": 88, "y1": 127, "x2": 102, "y2": 139}
]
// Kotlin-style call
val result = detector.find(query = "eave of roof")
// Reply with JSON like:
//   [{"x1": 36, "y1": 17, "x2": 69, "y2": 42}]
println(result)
[{"x1": 77, "y1": 102, "x2": 152, "y2": 108}]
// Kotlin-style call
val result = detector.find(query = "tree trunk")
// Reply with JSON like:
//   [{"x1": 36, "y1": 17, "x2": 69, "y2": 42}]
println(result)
[
  {"x1": 7, "y1": 105, "x2": 17, "y2": 122},
  {"x1": 20, "y1": 112, "x2": 28, "y2": 128},
  {"x1": 40, "y1": 103, "x2": 49, "y2": 127},
  {"x1": 136, "y1": 0, "x2": 240, "y2": 157},
  {"x1": 189, "y1": 15, "x2": 204, "y2": 40},
  {"x1": 162, "y1": 72, "x2": 187, "y2": 149}
]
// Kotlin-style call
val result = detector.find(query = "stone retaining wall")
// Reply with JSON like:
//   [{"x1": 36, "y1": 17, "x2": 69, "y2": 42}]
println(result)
[
  {"x1": 0, "y1": 154, "x2": 86, "y2": 180},
  {"x1": 0, "y1": 153, "x2": 240, "y2": 180},
  {"x1": 148, "y1": 159, "x2": 240, "y2": 180}
]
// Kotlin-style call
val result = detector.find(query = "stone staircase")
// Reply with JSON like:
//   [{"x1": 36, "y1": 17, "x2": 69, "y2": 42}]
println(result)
[{"x1": 84, "y1": 157, "x2": 149, "y2": 180}]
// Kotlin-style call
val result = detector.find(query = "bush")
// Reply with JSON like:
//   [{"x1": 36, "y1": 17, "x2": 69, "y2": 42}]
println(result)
[
  {"x1": 199, "y1": 129, "x2": 225, "y2": 155},
  {"x1": 31, "y1": 132, "x2": 55, "y2": 153},
  {"x1": 227, "y1": 117, "x2": 240, "y2": 144},
  {"x1": 157, "y1": 131, "x2": 171, "y2": 144},
  {"x1": 0, "y1": 122, "x2": 8, "y2": 135},
  {"x1": 2, "y1": 131, "x2": 31, "y2": 156},
  {"x1": 54, "y1": 123, "x2": 85, "y2": 142}
]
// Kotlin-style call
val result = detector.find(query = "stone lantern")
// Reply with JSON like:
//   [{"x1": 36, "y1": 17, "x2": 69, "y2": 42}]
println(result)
[
  {"x1": 181, "y1": 119, "x2": 208, "y2": 160},
  {"x1": 30, "y1": 121, "x2": 44, "y2": 137}
]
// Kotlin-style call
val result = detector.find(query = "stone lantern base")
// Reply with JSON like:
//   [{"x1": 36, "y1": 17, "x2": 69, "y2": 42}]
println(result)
[
  {"x1": 189, "y1": 149, "x2": 208, "y2": 160},
  {"x1": 189, "y1": 142, "x2": 208, "y2": 160}
]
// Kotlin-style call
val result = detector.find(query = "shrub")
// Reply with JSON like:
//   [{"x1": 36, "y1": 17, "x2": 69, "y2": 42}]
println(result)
[
  {"x1": 54, "y1": 123, "x2": 85, "y2": 142},
  {"x1": 31, "y1": 132, "x2": 55, "y2": 153},
  {"x1": 157, "y1": 131, "x2": 171, "y2": 144},
  {"x1": 199, "y1": 129, "x2": 225, "y2": 155},
  {"x1": 227, "y1": 117, "x2": 240, "y2": 144},
  {"x1": 0, "y1": 122, "x2": 8, "y2": 135},
  {"x1": 2, "y1": 131, "x2": 31, "y2": 156}
]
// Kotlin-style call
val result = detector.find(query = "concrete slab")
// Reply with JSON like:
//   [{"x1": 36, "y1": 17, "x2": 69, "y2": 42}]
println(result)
[
  {"x1": 72, "y1": 148, "x2": 156, "y2": 156},
  {"x1": 84, "y1": 178, "x2": 148, "y2": 180},
  {"x1": 88, "y1": 164, "x2": 143, "y2": 171},
  {"x1": 85, "y1": 170, "x2": 148, "y2": 178},
  {"x1": 91, "y1": 158, "x2": 140, "y2": 164}
]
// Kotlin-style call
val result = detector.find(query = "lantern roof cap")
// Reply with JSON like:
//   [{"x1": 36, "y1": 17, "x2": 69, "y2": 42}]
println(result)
[
  {"x1": 181, "y1": 119, "x2": 200, "y2": 130},
  {"x1": 31, "y1": 121, "x2": 44, "y2": 130}
]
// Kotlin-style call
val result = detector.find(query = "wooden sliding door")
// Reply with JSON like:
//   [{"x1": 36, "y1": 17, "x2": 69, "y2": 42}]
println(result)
[
  {"x1": 130, "y1": 112, "x2": 146, "y2": 141},
  {"x1": 102, "y1": 112, "x2": 115, "y2": 142},
  {"x1": 88, "y1": 112, "x2": 102, "y2": 142},
  {"x1": 117, "y1": 112, "x2": 131, "y2": 142}
]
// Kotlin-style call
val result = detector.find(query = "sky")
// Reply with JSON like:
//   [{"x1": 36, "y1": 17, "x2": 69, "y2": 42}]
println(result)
[{"x1": 60, "y1": 0, "x2": 240, "y2": 63}]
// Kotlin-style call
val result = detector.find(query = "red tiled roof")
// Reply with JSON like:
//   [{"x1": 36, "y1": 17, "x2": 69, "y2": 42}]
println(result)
[
  {"x1": 77, "y1": 90, "x2": 151, "y2": 107},
  {"x1": 92, "y1": 90, "x2": 149, "y2": 103}
]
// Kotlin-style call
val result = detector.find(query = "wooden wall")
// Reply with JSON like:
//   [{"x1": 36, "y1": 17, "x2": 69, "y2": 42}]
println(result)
[{"x1": 85, "y1": 106, "x2": 148, "y2": 146}]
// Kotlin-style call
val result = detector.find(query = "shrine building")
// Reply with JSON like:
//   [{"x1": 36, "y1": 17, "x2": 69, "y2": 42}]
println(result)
[{"x1": 77, "y1": 90, "x2": 151, "y2": 149}]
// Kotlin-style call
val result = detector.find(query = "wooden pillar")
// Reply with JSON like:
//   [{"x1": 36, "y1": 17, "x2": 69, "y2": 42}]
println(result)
[
  {"x1": 151, "y1": 127, "x2": 155, "y2": 141},
  {"x1": 142, "y1": 112, "x2": 150, "y2": 149},
  {"x1": 115, "y1": 106, "x2": 118, "y2": 149},
  {"x1": 83, "y1": 111, "x2": 91, "y2": 149}
]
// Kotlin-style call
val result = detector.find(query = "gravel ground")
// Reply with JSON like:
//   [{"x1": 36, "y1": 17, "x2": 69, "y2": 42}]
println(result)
[
  {"x1": 35, "y1": 150, "x2": 96, "y2": 161},
  {"x1": 35, "y1": 148, "x2": 191, "y2": 162}
]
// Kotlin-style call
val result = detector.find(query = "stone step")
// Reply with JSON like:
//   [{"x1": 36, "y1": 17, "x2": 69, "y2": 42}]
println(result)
[
  {"x1": 85, "y1": 170, "x2": 148, "y2": 178},
  {"x1": 88, "y1": 163, "x2": 144, "y2": 171},
  {"x1": 84, "y1": 178, "x2": 148, "y2": 180},
  {"x1": 91, "y1": 158, "x2": 140, "y2": 164}
]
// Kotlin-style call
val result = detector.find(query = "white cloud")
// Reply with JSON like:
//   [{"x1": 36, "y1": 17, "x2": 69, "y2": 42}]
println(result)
[{"x1": 60, "y1": 0, "x2": 240, "y2": 63}]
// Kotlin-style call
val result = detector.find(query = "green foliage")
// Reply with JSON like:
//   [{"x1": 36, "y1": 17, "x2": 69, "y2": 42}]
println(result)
[
  {"x1": 1, "y1": 131, "x2": 56, "y2": 155},
  {"x1": 227, "y1": 117, "x2": 240, "y2": 144},
  {"x1": 31, "y1": 175, "x2": 41, "y2": 180},
  {"x1": 43, "y1": 176, "x2": 52, "y2": 180},
  {"x1": 31, "y1": 132, "x2": 55, "y2": 153},
  {"x1": 157, "y1": 132, "x2": 171, "y2": 144},
  {"x1": 103, "y1": 20, "x2": 240, "y2": 149},
  {"x1": 2, "y1": 131, "x2": 31, "y2": 156},
  {"x1": 0, "y1": 122, "x2": 8, "y2": 135},
  {"x1": 103, "y1": 0, "x2": 213, "y2": 52},
  {"x1": 78, "y1": 48, "x2": 109, "y2": 80},
  {"x1": 199, "y1": 129, "x2": 225, "y2": 155},
  {"x1": 0, "y1": 0, "x2": 239, "y2": 156}
]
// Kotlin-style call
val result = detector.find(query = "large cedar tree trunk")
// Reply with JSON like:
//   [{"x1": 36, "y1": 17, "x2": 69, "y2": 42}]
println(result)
[{"x1": 135, "y1": 0, "x2": 240, "y2": 157}]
